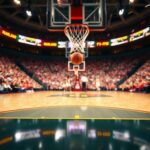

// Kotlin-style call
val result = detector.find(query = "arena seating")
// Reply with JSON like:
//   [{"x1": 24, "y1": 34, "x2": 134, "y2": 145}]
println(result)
[
  {"x1": 120, "y1": 60, "x2": 150, "y2": 92},
  {"x1": 0, "y1": 56, "x2": 41, "y2": 93},
  {"x1": 0, "y1": 54, "x2": 149, "y2": 93},
  {"x1": 21, "y1": 57, "x2": 140, "y2": 91},
  {"x1": 22, "y1": 59, "x2": 69, "y2": 90},
  {"x1": 83, "y1": 58, "x2": 138, "y2": 90}
]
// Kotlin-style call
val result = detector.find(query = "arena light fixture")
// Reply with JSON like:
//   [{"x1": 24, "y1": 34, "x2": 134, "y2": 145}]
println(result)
[
  {"x1": 26, "y1": 9, "x2": 32, "y2": 17},
  {"x1": 13, "y1": 0, "x2": 21, "y2": 5},
  {"x1": 119, "y1": 8, "x2": 125, "y2": 16},
  {"x1": 145, "y1": 3, "x2": 150, "y2": 8},
  {"x1": 118, "y1": 0, "x2": 125, "y2": 16},
  {"x1": 129, "y1": 0, "x2": 135, "y2": 4},
  {"x1": 26, "y1": 0, "x2": 32, "y2": 17}
]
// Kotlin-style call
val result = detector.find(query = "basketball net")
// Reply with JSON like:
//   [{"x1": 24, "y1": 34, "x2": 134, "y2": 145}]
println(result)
[{"x1": 64, "y1": 24, "x2": 89, "y2": 54}]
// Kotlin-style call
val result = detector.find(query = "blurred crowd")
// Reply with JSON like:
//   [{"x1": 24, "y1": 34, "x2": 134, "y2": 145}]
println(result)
[
  {"x1": 0, "y1": 56, "x2": 41, "y2": 93},
  {"x1": 120, "y1": 60, "x2": 150, "y2": 92},
  {"x1": 22, "y1": 57, "x2": 150, "y2": 92},
  {"x1": 22, "y1": 59, "x2": 70, "y2": 90},
  {"x1": 0, "y1": 55, "x2": 150, "y2": 93},
  {"x1": 82, "y1": 59, "x2": 138, "y2": 90}
]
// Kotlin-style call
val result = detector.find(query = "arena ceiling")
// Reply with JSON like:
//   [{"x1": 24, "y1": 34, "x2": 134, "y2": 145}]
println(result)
[
  {"x1": 0, "y1": 0, "x2": 150, "y2": 56},
  {"x1": 0, "y1": 0, "x2": 150, "y2": 33}
]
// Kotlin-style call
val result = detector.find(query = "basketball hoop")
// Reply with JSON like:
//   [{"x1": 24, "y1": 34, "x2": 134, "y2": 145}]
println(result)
[
  {"x1": 65, "y1": 24, "x2": 89, "y2": 89},
  {"x1": 64, "y1": 24, "x2": 89, "y2": 54}
]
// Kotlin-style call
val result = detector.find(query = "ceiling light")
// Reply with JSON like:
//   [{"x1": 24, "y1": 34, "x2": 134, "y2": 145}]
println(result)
[
  {"x1": 129, "y1": 0, "x2": 135, "y2": 4},
  {"x1": 13, "y1": 0, "x2": 21, "y2": 5},
  {"x1": 119, "y1": 8, "x2": 125, "y2": 16},
  {"x1": 26, "y1": 10, "x2": 32, "y2": 17},
  {"x1": 145, "y1": 3, "x2": 150, "y2": 8}
]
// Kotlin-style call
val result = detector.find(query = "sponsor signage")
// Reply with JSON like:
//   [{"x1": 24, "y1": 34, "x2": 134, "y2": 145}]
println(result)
[
  {"x1": 2, "y1": 30, "x2": 17, "y2": 39},
  {"x1": 110, "y1": 36, "x2": 128, "y2": 46},
  {"x1": 18, "y1": 35, "x2": 42, "y2": 46},
  {"x1": 130, "y1": 27, "x2": 150, "y2": 41}
]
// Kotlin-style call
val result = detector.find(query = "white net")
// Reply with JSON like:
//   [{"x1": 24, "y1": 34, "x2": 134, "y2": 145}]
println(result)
[{"x1": 64, "y1": 24, "x2": 89, "y2": 53}]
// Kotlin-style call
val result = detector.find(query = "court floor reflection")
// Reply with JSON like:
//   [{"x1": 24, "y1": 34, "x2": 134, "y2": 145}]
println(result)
[{"x1": 0, "y1": 119, "x2": 150, "y2": 150}]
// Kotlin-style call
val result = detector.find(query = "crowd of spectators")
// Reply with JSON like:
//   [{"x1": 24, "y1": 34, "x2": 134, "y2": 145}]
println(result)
[
  {"x1": 0, "y1": 56, "x2": 41, "y2": 93},
  {"x1": 82, "y1": 58, "x2": 138, "y2": 90},
  {"x1": 22, "y1": 59, "x2": 70, "y2": 90},
  {"x1": 120, "y1": 60, "x2": 150, "y2": 92},
  {"x1": 22, "y1": 57, "x2": 140, "y2": 91},
  {"x1": 0, "y1": 55, "x2": 149, "y2": 93}
]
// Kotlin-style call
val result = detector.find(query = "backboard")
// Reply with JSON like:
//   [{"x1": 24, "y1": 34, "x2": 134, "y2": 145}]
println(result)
[{"x1": 46, "y1": 0, "x2": 107, "y2": 31}]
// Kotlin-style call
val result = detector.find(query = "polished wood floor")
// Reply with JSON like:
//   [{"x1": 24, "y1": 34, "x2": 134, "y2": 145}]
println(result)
[{"x1": 0, "y1": 91, "x2": 150, "y2": 114}]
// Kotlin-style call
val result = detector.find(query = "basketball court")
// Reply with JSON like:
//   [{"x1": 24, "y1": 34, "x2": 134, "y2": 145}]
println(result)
[
  {"x1": 0, "y1": 0, "x2": 150, "y2": 119},
  {"x1": 0, "y1": 91, "x2": 150, "y2": 118},
  {"x1": 0, "y1": 1, "x2": 150, "y2": 150}
]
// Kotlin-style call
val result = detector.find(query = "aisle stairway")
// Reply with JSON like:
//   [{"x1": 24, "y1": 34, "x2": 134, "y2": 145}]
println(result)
[
  {"x1": 16, "y1": 62, "x2": 47, "y2": 90},
  {"x1": 116, "y1": 60, "x2": 145, "y2": 87}
]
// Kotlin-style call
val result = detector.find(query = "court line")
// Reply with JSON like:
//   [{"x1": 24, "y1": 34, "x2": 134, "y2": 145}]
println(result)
[{"x1": 0, "y1": 105, "x2": 150, "y2": 116}]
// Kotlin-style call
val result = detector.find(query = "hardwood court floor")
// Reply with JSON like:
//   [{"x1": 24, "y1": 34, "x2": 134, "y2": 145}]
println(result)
[{"x1": 0, "y1": 91, "x2": 150, "y2": 118}]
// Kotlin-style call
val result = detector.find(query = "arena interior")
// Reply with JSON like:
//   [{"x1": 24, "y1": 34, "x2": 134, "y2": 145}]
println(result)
[
  {"x1": 0, "y1": 0, "x2": 150, "y2": 119},
  {"x1": 0, "y1": 1, "x2": 150, "y2": 150}
]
